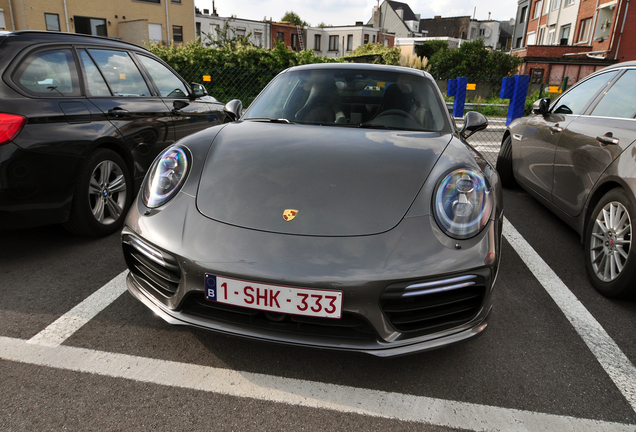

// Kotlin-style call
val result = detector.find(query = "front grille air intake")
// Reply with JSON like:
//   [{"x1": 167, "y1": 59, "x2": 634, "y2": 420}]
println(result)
[
  {"x1": 122, "y1": 235, "x2": 181, "y2": 298},
  {"x1": 380, "y1": 272, "x2": 488, "y2": 334}
]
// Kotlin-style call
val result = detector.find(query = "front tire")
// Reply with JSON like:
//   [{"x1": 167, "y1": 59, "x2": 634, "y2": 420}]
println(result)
[
  {"x1": 64, "y1": 149, "x2": 132, "y2": 236},
  {"x1": 584, "y1": 189, "x2": 635, "y2": 298},
  {"x1": 496, "y1": 136, "x2": 517, "y2": 188}
]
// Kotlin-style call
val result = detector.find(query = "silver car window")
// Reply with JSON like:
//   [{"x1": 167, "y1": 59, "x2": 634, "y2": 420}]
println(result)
[
  {"x1": 552, "y1": 71, "x2": 617, "y2": 115},
  {"x1": 591, "y1": 69, "x2": 636, "y2": 119}
]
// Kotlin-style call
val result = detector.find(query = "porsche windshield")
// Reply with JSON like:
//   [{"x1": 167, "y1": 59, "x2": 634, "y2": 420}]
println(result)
[{"x1": 243, "y1": 68, "x2": 449, "y2": 132}]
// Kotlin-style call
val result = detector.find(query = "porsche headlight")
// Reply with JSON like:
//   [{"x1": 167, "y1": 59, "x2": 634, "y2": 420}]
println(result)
[
  {"x1": 143, "y1": 146, "x2": 189, "y2": 208},
  {"x1": 433, "y1": 168, "x2": 492, "y2": 239}
]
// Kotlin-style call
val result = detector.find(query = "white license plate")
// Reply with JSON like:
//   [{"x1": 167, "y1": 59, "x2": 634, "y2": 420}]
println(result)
[{"x1": 204, "y1": 274, "x2": 342, "y2": 319}]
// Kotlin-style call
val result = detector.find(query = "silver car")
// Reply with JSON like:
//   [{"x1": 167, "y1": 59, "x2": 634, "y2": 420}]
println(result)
[{"x1": 497, "y1": 61, "x2": 636, "y2": 298}]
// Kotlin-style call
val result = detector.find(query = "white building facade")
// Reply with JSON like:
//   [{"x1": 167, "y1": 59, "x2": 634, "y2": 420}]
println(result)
[{"x1": 195, "y1": 12, "x2": 271, "y2": 49}]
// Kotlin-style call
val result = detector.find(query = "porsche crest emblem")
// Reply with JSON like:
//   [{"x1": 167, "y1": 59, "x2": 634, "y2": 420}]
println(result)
[{"x1": 283, "y1": 209, "x2": 298, "y2": 221}]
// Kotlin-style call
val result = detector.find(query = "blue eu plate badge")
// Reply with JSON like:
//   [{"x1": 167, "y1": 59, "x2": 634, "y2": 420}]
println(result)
[{"x1": 204, "y1": 274, "x2": 217, "y2": 300}]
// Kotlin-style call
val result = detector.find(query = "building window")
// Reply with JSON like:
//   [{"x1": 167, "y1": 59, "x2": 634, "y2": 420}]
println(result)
[
  {"x1": 291, "y1": 33, "x2": 298, "y2": 51},
  {"x1": 171, "y1": 0, "x2": 181, "y2": 3},
  {"x1": 314, "y1": 34, "x2": 321, "y2": 51},
  {"x1": 74, "y1": 16, "x2": 107, "y2": 36},
  {"x1": 346, "y1": 34, "x2": 353, "y2": 51},
  {"x1": 516, "y1": 37, "x2": 523, "y2": 48},
  {"x1": 135, "y1": 0, "x2": 160, "y2": 3},
  {"x1": 149, "y1": 23, "x2": 162, "y2": 42},
  {"x1": 172, "y1": 25, "x2": 183, "y2": 42},
  {"x1": 236, "y1": 28, "x2": 246, "y2": 38},
  {"x1": 45, "y1": 13, "x2": 60, "y2": 31},
  {"x1": 565, "y1": 0, "x2": 574, "y2": 5},
  {"x1": 537, "y1": 26, "x2": 546, "y2": 44},
  {"x1": 551, "y1": 0, "x2": 560, "y2": 11},
  {"x1": 534, "y1": 0, "x2": 543, "y2": 18},
  {"x1": 195, "y1": 22, "x2": 201, "y2": 39},
  {"x1": 277, "y1": 32, "x2": 284, "y2": 42},
  {"x1": 519, "y1": 6, "x2": 527, "y2": 23},
  {"x1": 364, "y1": 34, "x2": 369, "y2": 44},
  {"x1": 559, "y1": 24, "x2": 571, "y2": 45},
  {"x1": 372, "y1": 35, "x2": 376, "y2": 43},
  {"x1": 254, "y1": 31, "x2": 263, "y2": 47},
  {"x1": 328, "y1": 35, "x2": 338, "y2": 51},
  {"x1": 547, "y1": 25, "x2": 556, "y2": 44},
  {"x1": 578, "y1": 18, "x2": 591, "y2": 43}
]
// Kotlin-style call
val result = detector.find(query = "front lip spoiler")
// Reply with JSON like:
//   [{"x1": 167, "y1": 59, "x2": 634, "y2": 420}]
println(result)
[{"x1": 126, "y1": 272, "x2": 491, "y2": 358}]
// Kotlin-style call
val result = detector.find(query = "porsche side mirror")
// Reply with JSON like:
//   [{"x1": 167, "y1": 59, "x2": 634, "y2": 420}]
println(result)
[
  {"x1": 224, "y1": 99, "x2": 243, "y2": 122},
  {"x1": 532, "y1": 98, "x2": 550, "y2": 115},
  {"x1": 190, "y1": 83, "x2": 208, "y2": 98},
  {"x1": 459, "y1": 111, "x2": 488, "y2": 140}
]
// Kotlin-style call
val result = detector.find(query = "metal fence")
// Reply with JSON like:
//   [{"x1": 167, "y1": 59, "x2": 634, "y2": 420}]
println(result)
[{"x1": 176, "y1": 65, "x2": 574, "y2": 165}]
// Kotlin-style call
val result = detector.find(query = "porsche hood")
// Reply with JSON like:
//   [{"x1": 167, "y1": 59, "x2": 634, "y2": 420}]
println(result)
[{"x1": 196, "y1": 122, "x2": 451, "y2": 236}]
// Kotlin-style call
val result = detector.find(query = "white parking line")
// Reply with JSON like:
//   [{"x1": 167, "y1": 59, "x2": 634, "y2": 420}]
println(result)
[
  {"x1": 1, "y1": 336, "x2": 633, "y2": 432},
  {"x1": 8, "y1": 219, "x2": 636, "y2": 430},
  {"x1": 27, "y1": 271, "x2": 128, "y2": 347},
  {"x1": 503, "y1": 217, "x2": 636, "y2": 413}
]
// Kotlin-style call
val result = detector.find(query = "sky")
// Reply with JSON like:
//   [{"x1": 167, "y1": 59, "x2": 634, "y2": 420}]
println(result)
[{"x1": 194, "y1": 0, "x2": 518, "y2": 28}]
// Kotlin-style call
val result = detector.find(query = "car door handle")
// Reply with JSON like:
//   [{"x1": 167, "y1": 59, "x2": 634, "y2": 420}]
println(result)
[
  {"x1": 549, "y1": 125, "x2": 563, "y2": 135},
  {"x1": 108, "y1": 107, "x2": 129, "y2": 118},
  {"x1": 596, "y1": 134, "x2": 619, "y2": 146}
]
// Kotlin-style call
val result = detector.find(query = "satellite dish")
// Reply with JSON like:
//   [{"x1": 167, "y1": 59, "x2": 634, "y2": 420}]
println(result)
[{"x1": 484, "y1": 27, "x2": 492, "y2": 38}]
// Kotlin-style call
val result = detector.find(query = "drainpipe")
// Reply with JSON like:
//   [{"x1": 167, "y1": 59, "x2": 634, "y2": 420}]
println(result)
[
  {"x1": 608, "y1": 0, "x2": 624, "y2": 57},
  {"x1": 63, "y1": 0, "x2": 69, "y2": 32},
  {"x1": 613, "y1": 1, "x2": 629, "y2": 58},
  {"x1": 8, "y1": 0, "x2": 15, "y2": 30},
  {"x1": 165, "y1": 0, "x2": 170, "y2": 42}
]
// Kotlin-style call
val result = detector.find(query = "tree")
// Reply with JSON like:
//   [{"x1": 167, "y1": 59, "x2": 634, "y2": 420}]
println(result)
[
  {"x1": 427, "y1": 39, "x2": 522, "y2": 80},
  {"x1": 281, "y1": 11, "x2": 308, "y2": 26},
  {"x1": 414, "y1": 40, "x2": 448, "y2": 61},
  {"x1": 343, "y1": 43, "x2": 401, "y2": 66},
  {"x1": 203, "y1": 18, "x2": 252, "y2": 49}
]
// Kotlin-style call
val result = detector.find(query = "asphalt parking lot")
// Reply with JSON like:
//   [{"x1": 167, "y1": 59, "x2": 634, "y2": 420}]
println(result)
[{"x1": 1, "y1": 186, "x2": 636, "y2": 431}]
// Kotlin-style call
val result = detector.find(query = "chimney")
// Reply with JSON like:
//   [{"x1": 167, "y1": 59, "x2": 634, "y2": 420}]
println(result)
[
  {"x1": 396, "y1": 7, "x2": 404, "y2": 20},
  {"x1": 356, "y1": 21, "x2": 363, "y2": 26},
  {"x1": 203, "y1": 9, "x2": 209, "y2": 14}
]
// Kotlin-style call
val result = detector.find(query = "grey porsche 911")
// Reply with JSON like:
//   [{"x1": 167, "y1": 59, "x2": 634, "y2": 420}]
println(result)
[{"x1": 121, "y1": 63, "x2": 503, "y2": 357}]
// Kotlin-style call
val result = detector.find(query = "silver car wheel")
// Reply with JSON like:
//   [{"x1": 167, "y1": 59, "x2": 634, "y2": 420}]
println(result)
[
  {"x1": 88, "y1": 160, "x2": 127, "y2": 225},
  {"x1": 589, "y1": 201, "x2": 632, "y2": 282}
]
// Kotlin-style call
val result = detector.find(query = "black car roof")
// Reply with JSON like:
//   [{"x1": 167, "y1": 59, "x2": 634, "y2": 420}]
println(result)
[{"x1": 0, "y1": 30, "x2": 148, "y2": 52}]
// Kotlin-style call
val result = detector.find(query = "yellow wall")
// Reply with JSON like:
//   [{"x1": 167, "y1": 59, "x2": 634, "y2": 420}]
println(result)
[{"x1": 5, "y1": 0, "x2": 194, "y2": 44}]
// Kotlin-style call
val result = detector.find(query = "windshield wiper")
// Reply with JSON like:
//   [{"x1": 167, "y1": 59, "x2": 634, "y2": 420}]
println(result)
[
  {"x1": 358, "y1": 123, "x2": 392, "y2": 130},
  {"x1": 244, "y1": 117, "x2": 294, "y2": 124}
]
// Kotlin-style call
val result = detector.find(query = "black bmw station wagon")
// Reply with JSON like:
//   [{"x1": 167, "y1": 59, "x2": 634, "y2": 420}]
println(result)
[{"x1": 0, "y1": 31, "x2": 233, "y2": 236}]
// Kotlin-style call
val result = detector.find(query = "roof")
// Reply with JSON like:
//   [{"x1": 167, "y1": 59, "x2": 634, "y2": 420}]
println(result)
[{"x1": 387, "y1": 1, "x2": 419, "y2": 22}]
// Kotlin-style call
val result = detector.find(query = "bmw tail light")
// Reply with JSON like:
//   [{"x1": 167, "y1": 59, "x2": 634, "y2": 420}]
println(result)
[{"x1": 0, "y1": 113, "x2": 26, "y2": 145}]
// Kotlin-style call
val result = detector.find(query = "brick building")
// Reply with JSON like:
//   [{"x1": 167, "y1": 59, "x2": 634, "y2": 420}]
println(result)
[{"x1": 512, "y1": 0, "x2": 634, "y2": 84}]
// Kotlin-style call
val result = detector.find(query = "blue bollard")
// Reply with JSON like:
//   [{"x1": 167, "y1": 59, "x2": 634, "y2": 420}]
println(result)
[{"x1": 501, "y1": 74, "x2": 530, "y2": 125}]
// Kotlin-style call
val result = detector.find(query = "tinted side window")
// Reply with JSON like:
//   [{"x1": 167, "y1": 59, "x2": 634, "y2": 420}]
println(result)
[
  {"x1": 591, "y1": 70, "x2": 636, "y2": 119},
  {"x1": 14, "y1": 49, "x2": 80, "y2": 96},
  {"x1": 137, "y1": 55, "x2": 188, "y2": 98},
  {"x1": 78, "y1": 50, "x2": 111, "y2": 97},
  {"x1": 552, "y1": 71, "x2": 617, "y2": 115},
  {"x1": 88, "y1": 49, "x2": 151, "y2": 97}
]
